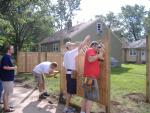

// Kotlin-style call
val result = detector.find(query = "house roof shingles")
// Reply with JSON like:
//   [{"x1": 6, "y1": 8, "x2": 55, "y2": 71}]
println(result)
[
  {"x1": 40, "y1": 20, "x2": 95, "y2": 44},
  {"x1": 122, "y1": 38, "x2": 146, "y2": 49}
]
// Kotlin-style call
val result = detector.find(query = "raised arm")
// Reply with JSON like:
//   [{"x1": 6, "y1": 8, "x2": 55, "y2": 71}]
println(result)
[
  {"x1": 88, "y1": 54, "x2": 100, "y2": 62},
  {"x1": 88, "y1": 53, "x2": 104, "y2": 62},
  {"x1": 78, "y1": 35, "x2": 91, "y2": 50}
]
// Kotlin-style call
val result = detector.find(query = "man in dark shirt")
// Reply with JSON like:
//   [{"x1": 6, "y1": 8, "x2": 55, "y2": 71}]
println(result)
[
  {"x1": 0, "y1": 55, "x2": 3, "y2": 104},
  {"x1": 0, "y1": 45, "x2": 16, "y2": 112}
]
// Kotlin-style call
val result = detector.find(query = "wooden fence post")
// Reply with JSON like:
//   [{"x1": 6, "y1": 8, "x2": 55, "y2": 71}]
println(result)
[
  {"x1": 104, "y1": 28, "x2": 111, "y2": 113},
  {"x1": 146, "y1": 35, "x2": 150, "y2": 103},
  {"x1": 45, "y1": 52, "x2": 47, "y2": 61},
  {"x1": 38, "y1": 52, "x2": 41, "y2": 63},
  {"x1": 25, "y1": 52, "x2": 27, "y2": 72}
]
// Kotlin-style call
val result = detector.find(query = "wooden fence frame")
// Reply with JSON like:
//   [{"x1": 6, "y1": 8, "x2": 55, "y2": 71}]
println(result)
[
  {"x1": 146, "y1": 35, "x2": 150, "y2": 103},
  {"x1": 59, "y1": 29, "x2": 111, "y2": 113}
]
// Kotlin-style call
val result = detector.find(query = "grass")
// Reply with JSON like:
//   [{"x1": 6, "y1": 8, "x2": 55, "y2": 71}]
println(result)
[
  {"x1": 111, "y1": 64, "x2": 150, "y2": 113},
  {"x1": 16, "y1": 64, "x2": 150, "y2": 113},
  {"x1": 16, "y1": 73, "x2": 60, "y2": 94},
  {"x1": 111, "y1": 64, "x2": 146, "y2": 98},
  {"x1": 45, "y1": 76, "x2": 60, "y2": 94}
]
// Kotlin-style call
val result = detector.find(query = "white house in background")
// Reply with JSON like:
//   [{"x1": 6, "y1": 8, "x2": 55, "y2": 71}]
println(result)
[{"x1": 122, "y1": 38, "x2": 146, "y2": 64}]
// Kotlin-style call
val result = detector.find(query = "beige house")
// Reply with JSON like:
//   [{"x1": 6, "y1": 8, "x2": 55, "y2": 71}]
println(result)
[
  {"x1": 39, "y1": 19, "x2": 122, "y2": 66},
  {"x1": 122, "y1": 38, "x2": 146, "y2": 64}
]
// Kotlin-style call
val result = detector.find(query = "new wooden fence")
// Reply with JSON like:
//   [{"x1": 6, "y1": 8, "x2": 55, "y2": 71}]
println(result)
[{"x1": 17, "y1": 52, "x2": 62, "y2": 73}]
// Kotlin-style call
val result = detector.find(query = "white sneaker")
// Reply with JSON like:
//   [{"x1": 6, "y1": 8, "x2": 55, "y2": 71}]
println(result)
[
  {"x1": 63, "y1": 107, "x2": 75, "y2": 113},
  {"x1": 63, "y1": 107, "x2": 68, "y2": 113}
]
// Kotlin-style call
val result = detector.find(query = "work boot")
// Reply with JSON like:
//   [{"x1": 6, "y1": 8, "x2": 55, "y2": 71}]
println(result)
[
  {"x1": 38, "y1": 94, "x2": 47, "y2": 101},
  {"x1": 43, "y1": 92, "x2": 50, "y2": 97}
]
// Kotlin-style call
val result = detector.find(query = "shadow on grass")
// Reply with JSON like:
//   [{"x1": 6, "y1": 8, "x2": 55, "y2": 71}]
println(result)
[
  {"x1": 111, "y1": 66, "x2": 133, "y2": 75},
  {"x1": 15, "y1": 73, "x2": 33, "y2": 82}
]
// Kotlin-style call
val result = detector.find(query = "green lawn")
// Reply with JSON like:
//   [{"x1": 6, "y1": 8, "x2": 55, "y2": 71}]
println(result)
[
  {"x1": 111, "y1": 64, "x2": 150, "y2": 113},
  {"x1": 16, "y1": 64, "x2": 150, "y2": 113},
  {"x1": 111, "y1": 64, "x2": 146, "y2": 99}
]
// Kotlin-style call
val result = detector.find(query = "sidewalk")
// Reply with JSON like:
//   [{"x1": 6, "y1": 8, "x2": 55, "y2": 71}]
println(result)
[
  {"x1": 1, "y1": 84, "x2": 65, "y2": 113},
  {"x1": 0, "y1": 83, "x2": 106, "y2": 113}
]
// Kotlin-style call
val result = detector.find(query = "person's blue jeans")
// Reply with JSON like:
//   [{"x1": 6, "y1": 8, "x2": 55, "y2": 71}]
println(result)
[{"x1": 0, "y1": 80, "x2": 3, "y2": 101}]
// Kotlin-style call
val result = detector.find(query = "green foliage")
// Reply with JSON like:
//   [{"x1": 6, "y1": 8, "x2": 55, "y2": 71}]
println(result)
[
  {"x1": 105, "y1": 12, "x2": 120, "y2": 29},
  {"x1": 0, "y1": 0, "x2": 54, "y2": 54},
  {"x1": 120, "y1": 4, "x2": 147, "y2": 41},
  {"x1": 51, "y1": 0, "x2": 81, "y2": 30},
  {"x1": 144, "y1": 10, "x2": 150, "y2": 35},
  {"x1": 0, "y1": 0, "x2": 81, "y2": 53},
  {"x1": 99, "y1": 4, "x2": 147, "y2": 41},
  {"x1": 100, "y1": 12, "x2": 124, "y2": 39}
]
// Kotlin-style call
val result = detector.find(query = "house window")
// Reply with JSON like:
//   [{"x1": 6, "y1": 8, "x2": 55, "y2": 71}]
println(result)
[
  {"x1": 45, "y1": 44, "x2": 48, "y2": 51},
  {"x1": 97, "y1": 23, "x2": 102, "y2": 33},
  {"x1": 48, "y1": 44, "x2": 52, "y2": 51},
  {"x1": 41, "y1": 45, "x2": 45, "y2": 52},
  {"x1": 141, "y1": 49, "x2": 145, "y2": 56},
  {"x1": 129, "y1": 49, "x2": 136, "y2": 56},
  {"x1": 52, "y1": 43, "x2": 59, "y2": 52},
  {"x1": 64, "y1": 38, "x2": 71, "y2": 44}
]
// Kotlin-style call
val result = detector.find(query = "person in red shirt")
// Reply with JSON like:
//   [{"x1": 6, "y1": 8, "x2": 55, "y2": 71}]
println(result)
[{"x1": 80, "y1": 41, "x2": 104, "y2": 113}]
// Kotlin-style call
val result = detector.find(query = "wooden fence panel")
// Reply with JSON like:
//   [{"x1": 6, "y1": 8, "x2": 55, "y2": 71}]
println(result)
[
  {"x1": 60, "y1": 61, "x2": 67, "y2": 94},
  {"x1": 26, "y1": 52, "x2": 39, "y2": 72},
  {"x1": 47, "y1": 52, "x2": 62, "y2": 70},
  {"x1": 38, "y1": 52, "x2": 47, "y2": 63},
  {"x1": 17, "y1": 52, "x2": 62, "y2": 73},
  {"x1": 17, "y1": 52, "x2": 26, "y2": 72},
  {"x1": 76, "y1": 55, "x2": 85, "y2": 96}
]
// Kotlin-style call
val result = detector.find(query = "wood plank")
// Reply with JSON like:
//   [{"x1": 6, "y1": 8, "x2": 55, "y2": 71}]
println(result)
[
  {"x1": 104, "y1": 28, "x2": 111, "y2": 113},
  {"x1": 146, "y1": 35, "x2": 150, "y2": 102}
]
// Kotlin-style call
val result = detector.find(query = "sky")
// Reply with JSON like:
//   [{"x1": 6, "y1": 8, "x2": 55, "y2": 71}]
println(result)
[{"x1": 73, "y1": 0, "x2": 150, "y2": 25}]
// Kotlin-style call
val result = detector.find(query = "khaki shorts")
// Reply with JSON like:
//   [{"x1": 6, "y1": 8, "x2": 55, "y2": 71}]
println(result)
[
  {"x1": 2, "y1": 81, "x2": 14, "y2": 96},
  {"x1": 32, "y1": 71, "x2": 44, "y2": 84},
  {"x1": 82, "y1": 78, "x2": 100, "y2": 101}
]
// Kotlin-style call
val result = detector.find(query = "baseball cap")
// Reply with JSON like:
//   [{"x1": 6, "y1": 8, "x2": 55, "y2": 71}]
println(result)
[
  {"x1": 90, "y1": 41, "x2": 99, "y2": 47},
  {"x1": 65, "y1": 42, "x2": 76, "y2": 48}
]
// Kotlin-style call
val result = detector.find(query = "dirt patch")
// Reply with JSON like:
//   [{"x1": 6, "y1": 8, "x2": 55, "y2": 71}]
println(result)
[
  {"x1": 123, "y1": 93, "x2": 146, "y2": 103},
  {"x1": 111, "y1": 104, "x2": 136, "y2": 113},
  {"x1": 112, "y1": 106, "x2": 136, "y2": 113},
  {"x1": 111, "y1": 100, "x2": 138, "y2": 113},
  {"x1": 111, "y1": 100, "x2": 121, "y2": 106}
]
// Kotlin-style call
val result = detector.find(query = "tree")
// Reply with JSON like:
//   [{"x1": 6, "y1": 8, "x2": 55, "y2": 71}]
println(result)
[
  {"x1": 104, "y1": 12, "x2": 119, "y2": 29},
  {"x1": 96, "y1": 12, "x2": 124, "y2": 39},
  {"x1": 0, "y1": 0, "x2": 54, "y2": 54},
  {"x1": 120, "y1": 4, "x2": 147, "y2": 41},
  {"x1": 51, "y1": 0, "x2": 81, "y2": 30},
  {"x1": 144, "y1": 10, "x2": 150, "y2": 35},
  {"x1": 95, "y1": 5, "x2": 148, "y2": 41}
]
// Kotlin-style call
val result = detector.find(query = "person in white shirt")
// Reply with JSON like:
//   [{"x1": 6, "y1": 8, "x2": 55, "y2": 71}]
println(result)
[
  {"x1": 32, "y1": 61, "x2": 58, "y2": 100},
  {"x1": 63, "y1": 35, "x2": 91, "y2": 113}
]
